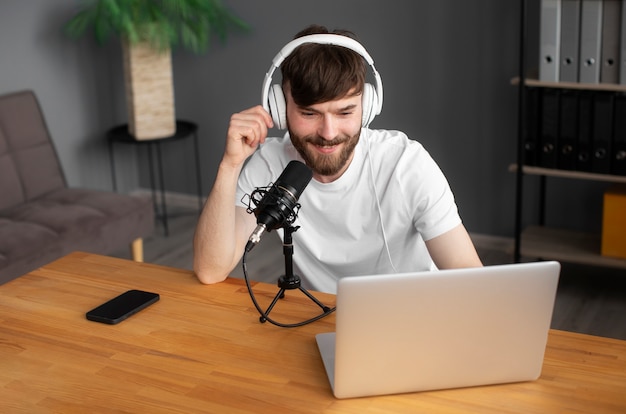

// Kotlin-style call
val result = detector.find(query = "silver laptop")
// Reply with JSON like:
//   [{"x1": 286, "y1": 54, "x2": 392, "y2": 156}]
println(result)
[{"x1": 316, "y1": 261, "x2": 561, "y2": 399}]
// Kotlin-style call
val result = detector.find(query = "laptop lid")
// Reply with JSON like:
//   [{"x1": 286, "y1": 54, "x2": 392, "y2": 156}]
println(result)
[{"x1": 316, "y1": 261, "x2": 561, "y2": 399}]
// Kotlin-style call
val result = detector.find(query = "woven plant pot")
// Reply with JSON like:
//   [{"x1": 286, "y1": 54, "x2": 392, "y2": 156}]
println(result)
[{"x1": 121, "y1": 40, "x2": 176, "y2": 140}]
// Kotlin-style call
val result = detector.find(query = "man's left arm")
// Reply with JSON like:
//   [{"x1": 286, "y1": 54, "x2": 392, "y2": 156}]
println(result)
[{"x1": 424, "y1": 224, "x2": 483, "y2": 269}]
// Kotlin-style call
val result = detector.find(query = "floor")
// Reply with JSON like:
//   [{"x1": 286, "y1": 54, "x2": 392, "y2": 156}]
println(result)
[{"x1": 113, "y1": 204, "x2": 626, "y2": 340}]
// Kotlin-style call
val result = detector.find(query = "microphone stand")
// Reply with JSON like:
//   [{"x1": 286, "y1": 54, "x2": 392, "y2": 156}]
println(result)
[{"x1": 259, "y1": 224, "x2": 333, "y2": 324}]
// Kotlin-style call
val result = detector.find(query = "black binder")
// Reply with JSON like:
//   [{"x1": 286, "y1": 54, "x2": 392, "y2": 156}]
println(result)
[
  {"x1": 523, "y1": 87, "x2": 540, "y2": 166},
  {"x1": 612, "y1": 94, "x2": 626, "y2": 175},
  {"x1": 576, "y1": 92, "x2": 593, "y2": 172},
  {"x1": 539, "y1": 88, "x2": 559, "y2": 168},
  {"x1": 558, "y1": 90, "x2": 578, "y2": 170},
  {"x1": 591, "y1": 93, "x2": 613, "y2": 174}
]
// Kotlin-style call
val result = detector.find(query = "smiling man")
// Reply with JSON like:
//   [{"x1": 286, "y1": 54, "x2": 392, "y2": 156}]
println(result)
[{"x1": 193, "y1": 25, "x2": 482, "y2": 293}]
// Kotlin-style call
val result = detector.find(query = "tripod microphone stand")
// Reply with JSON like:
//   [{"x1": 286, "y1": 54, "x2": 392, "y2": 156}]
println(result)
[
  {"x1": 260, "y1": 224, "x2": 333, "y2": 323},
  {"x1": 243, "y1": 224, "x2": 335, "y2": 327}
]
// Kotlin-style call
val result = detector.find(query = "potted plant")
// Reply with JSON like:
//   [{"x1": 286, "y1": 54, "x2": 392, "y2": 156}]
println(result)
[{"x1": 65, "y1": 0, "x2": 248, "y2": 140}]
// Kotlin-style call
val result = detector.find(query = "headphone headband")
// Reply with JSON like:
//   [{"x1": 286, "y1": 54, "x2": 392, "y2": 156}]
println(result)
[
  {"x1": 271, "y1": 34, "x2": 375, "y2": 67},
  {"x1": 261, "y1": 34, "x2": 383, "y2": 124}
]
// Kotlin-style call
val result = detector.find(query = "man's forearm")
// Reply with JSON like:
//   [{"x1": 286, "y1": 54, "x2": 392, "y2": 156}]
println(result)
[{"x1": 193, "y1": 162, "x2": 248, "y2": 284}]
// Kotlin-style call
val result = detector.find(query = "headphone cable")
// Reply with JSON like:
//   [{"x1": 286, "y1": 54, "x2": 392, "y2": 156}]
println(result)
[{"x1": 365, "y1": 128, "x2": 399, "y2": 273}]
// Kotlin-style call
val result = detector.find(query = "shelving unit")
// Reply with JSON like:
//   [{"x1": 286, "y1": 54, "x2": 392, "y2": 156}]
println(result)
[
  {"x1": 510, "y1": 164, "x2": 626, "y2": 184},
  {"x1": 512, "y1": 76, "x2": 626, "y2": 92},
  {"x1": 513, "y1": 1, "x2": 626, "y2": 269},
  {"x1": 512, "y1": 163, "x2": 626, "y2": 268}
]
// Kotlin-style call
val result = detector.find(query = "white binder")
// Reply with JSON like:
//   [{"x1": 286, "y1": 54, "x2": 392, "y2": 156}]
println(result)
[
  {"x1": 600, "y1": 0, "x2": 621, "y2": 84},
  {"x1": 540, "y1": 0, "x2": 562, "y2": 82},
  {"x1": 579, "y1": 0, "x2": 603, "y2": 83}
]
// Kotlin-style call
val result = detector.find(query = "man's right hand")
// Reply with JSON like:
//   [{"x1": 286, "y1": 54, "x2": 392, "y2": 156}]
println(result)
[{"x1": 223, "y1": 105, "x2": 274, "y2": 168}]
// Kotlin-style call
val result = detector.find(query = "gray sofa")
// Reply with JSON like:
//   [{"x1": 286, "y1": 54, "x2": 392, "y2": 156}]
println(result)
[{"x1": 0, "y1": 90, "x2": 154, "y2": 284}]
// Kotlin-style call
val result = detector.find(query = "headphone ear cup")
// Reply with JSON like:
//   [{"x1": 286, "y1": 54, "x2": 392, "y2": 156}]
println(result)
[
  {"x1": 361, "y1": 83, "x2": 378, "y2": 127},
  {"x1": 268, "y1": 84, "x2": 287, "y2": 129}
]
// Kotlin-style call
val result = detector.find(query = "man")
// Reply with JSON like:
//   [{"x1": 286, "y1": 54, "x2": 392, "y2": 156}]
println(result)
[{"x1": 193, "y1": 25, "x2": 482, "y2": 293}]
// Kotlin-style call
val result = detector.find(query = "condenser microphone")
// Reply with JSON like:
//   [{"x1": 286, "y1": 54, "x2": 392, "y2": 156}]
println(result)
[{"x1": 245, "y1": 160, "x2": 313, "y2": 252}]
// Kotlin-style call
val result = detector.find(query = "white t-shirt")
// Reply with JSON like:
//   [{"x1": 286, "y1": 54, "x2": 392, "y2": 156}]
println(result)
[{"x1": 236, "y1": 128, "x2": 461, "y2": 293}]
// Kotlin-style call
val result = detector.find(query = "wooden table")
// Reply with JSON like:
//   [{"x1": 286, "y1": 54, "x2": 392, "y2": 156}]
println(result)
[{"x1": 1, "y1": 252, "x2": 625, "y2": 413}]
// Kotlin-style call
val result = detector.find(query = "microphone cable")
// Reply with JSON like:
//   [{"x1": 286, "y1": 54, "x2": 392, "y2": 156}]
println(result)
[{"x1": 242, "y1": 249, "x2": 336, "y2": 328}]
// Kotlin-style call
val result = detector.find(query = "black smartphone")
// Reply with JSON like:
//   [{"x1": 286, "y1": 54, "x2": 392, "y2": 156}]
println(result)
[{"x1": 86, "y1": 289, "x2": 160, "y2": 324}]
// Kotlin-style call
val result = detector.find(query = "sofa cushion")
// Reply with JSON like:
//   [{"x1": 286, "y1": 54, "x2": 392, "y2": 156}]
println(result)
[
  {"x1": 0, "y1": 189, "x2": 154, "y2": 284},
  {"x1": 0, "y1": 91, "x2": 65, "y2": 210},
  {"x1": 0, "y1": 151, "x2": 24, "y2": 212}
]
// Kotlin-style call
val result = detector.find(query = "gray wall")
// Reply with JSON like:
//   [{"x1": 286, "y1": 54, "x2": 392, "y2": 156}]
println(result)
[
  {"x1": 0, "y1": 0, "x2": 137, "y2": 191},
  {"x1": 0, "y1": 0, "x2": 606, "y2": 238}
]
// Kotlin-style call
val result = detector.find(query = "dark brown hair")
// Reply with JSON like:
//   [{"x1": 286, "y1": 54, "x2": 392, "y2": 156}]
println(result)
[{"x1": 281, "y1": 24, "x2": 366, "y2": 106}]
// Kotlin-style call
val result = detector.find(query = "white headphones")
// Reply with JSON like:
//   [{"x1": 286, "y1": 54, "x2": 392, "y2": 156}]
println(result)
[{"x1": 261, "y1": 34, "x2": 384, "y2": 130}]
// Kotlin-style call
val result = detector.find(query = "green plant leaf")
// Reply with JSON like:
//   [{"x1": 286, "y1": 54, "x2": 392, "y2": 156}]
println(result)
[{"x1": 64, "y1": 0, "x2": 249, "y2": 53}]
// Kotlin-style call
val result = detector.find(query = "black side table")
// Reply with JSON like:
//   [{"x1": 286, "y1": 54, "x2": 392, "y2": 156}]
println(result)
[{"x1": 107, "y1": 120, "x2": 203, "y2": 236}]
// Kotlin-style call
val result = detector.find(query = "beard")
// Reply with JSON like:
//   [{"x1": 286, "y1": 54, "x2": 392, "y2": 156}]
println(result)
[{"x1": 289, "y1": 129, "x2": 361, "y2": 177}]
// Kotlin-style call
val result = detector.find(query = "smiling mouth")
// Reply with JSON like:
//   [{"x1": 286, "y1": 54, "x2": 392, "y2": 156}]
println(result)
[
  {"x1": 309, "y1": 137, "x2": 346, "y2": 149},
  {"x1": 312, "y1": 142, "x2": 341, "y2": 154}
]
